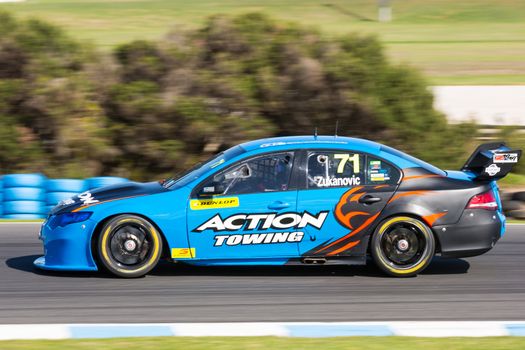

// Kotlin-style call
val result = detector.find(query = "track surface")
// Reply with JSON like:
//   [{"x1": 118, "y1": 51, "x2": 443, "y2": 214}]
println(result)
[{"x1": 1, "y1": 223, "x2": 524, "y2": 324}]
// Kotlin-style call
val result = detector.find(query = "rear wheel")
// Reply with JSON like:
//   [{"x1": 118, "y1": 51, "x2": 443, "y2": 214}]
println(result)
[
  {"x1": 97, "y1": 215, "x2": 162, "y2": 278},
  {"x1": 371, "y1": 216, "x2": 435, "y2": 277}
]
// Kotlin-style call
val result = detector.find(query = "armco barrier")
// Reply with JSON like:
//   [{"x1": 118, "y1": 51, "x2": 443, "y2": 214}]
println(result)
[{"x1": 0, "y1": 174, "x2": 129, "y2": 219}]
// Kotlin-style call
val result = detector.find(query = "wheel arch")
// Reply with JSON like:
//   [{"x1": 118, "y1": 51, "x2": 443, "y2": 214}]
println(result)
[
  {"x1": 90, "y1": 213, "x2": 171, "y2": 268},
  {"x1": 366, "y1": 212, "x2": 442, "y2": 255}
]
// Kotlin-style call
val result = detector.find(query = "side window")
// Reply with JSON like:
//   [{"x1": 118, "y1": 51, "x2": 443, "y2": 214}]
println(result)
[
  {"x1": 202, "y1": 152, "x2": 294, "y2": 196},
  {"x1": 306, "y1": 151, "x2": 364, "y2": 189},
  {"x1": 366, "y1": 156, "x2": 400, "y2": 185}
]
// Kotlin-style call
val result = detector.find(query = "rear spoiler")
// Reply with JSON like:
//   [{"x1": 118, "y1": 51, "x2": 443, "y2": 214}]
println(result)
[{"x1": 462, "y1": 142, "x2": 521, "y2": 181}]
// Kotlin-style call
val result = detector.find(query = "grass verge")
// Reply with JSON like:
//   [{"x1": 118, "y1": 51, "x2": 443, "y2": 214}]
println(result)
[
  {"x1": 0, "y1": 336, "x2": 525, "y2": 350},
  {"x1": 0, "y1": 0, "x2": 524, "y2": 84}
]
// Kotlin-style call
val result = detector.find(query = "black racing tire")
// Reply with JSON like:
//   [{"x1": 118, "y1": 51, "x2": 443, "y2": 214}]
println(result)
[
  {"x1": 97, "y1": 215, "x2": 162, "y2": 278},
  {"x1": 511, "y1": 191, "x2": 525, "y2": 202},
  {"x1": 502, "y1": 200, "x2": 523, "y2": 213},
  {"x1": 507, "y1": 209, "x2": 525, "y2": 220},
  {"x1": 371, "y1": 216, "x2": 435, "y2": 277}
]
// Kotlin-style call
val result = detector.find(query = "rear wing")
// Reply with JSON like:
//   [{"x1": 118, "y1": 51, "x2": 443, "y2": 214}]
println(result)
[{"x1": 462, "y1": 142, "x2": 521, "y2": 181}]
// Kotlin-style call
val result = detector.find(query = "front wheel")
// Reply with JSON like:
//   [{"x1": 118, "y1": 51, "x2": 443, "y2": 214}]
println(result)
[
  {"x1": 97, "y1": 215, "x2": 163, "y2": 278},
  {"x1": 371, "y1": 216, "x2": 435, "y2": 277}
]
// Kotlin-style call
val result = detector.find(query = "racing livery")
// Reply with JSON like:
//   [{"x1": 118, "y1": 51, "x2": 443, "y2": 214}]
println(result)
[{"x1": 34, "y1": 136, "x2": 521, "y2": 277}]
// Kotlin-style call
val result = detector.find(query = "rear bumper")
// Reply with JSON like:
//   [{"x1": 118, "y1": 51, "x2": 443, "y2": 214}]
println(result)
[{"x1": 434, "y1": 209, "x2": 504, "y2": 258}]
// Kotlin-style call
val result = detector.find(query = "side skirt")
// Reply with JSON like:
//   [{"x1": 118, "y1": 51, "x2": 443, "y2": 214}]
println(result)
[{"x1": 173, "y1": 256, "x2": 367, "y2": 266}]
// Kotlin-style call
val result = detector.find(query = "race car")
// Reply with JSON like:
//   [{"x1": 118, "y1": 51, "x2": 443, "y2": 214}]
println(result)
[{"x1": 34, "y1": 136, "x2": 521, "y2": 277}]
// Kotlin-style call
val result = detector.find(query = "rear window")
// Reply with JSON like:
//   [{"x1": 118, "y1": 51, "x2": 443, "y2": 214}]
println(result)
[{"x1": 380, "y1": 145, "x2": 446, "y2": 176}]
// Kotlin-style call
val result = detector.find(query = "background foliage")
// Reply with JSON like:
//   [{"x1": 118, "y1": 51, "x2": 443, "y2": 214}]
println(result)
[{"x1": 0, "y1": 11, "x2": 493, "y2": 180}]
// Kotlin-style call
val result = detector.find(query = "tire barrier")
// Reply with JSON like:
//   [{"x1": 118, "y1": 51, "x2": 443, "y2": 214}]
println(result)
[
  {"x1": 2, "y1": 174, "x2": 47, "y2": 188},
  {"x1": 2, "y1": 173, "x2": 47, "y2": 219},
  {"x1": 0, "y1": 174, "x2": 129, "y2": 219},
  {"x1": 4, "y1": 187, "x2": 46, "y2": 202},
  {"x1": 46, "y1": 179, "x2": 88, "y2": 214},
  {"x1": 86, "y1": 177, "x2": 128, "y2": 190},
  {"x1": 3, "y1": 214, "x2": 46, "y2": 220},
  {"x1": 46, "y1": 179, "x2": 87, "y2": 193},
  {"x1": 3, "y1": 200, "x2": 47, "y2": 215},
  {"x1": 502, "y1": 190, "x2": 525, "y2": 221}
]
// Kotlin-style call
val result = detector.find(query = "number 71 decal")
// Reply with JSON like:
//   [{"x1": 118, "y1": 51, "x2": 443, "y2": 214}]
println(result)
[{"x1": 334, "y1": 153, "x2": 360, "y2": 174}]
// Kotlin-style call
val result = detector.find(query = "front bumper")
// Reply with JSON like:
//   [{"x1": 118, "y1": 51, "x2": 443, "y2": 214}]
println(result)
[
  {"x1": 434, "y1": 209, "x2": 504, "y2": 258},
  {"x1": 33, "y1": 217, "x2": 99, "y2": 271}
]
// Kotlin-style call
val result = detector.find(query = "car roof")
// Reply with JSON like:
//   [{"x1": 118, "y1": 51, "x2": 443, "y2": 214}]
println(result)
[
  {"x1": 240, "y1": 135, "x2": 381, "y2": 153},
  {"x1": 238, "y1": 135, "x2": 445, "y2": 175}
]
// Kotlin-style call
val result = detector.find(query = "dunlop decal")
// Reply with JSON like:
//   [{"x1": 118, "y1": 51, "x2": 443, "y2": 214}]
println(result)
[{"x1": 190, "y1": 197, "x2": 239, "y2": 210}]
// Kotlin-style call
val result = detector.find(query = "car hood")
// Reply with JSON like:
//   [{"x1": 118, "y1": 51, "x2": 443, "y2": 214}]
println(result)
[{"x1": 50, "y1": 181, "x2": 169, "y2": 215}]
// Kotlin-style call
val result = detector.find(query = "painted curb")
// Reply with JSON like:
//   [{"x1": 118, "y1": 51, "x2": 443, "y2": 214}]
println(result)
[{"x1": 1, "y1": 322, "x2": 525, "y2": 340}]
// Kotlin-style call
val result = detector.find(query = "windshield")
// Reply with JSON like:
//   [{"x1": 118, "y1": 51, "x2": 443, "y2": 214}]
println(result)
[{"x1": 162, "y1": 145, "x2": 246, "y2": 189}]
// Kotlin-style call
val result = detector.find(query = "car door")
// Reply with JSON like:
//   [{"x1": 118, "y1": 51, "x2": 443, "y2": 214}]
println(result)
[
  {"x1": 296, "y1": 150, "x2": 401, "y2": 257},
  {"x1": 187, "y1": 151, "x2": 301, "y2": 260}
]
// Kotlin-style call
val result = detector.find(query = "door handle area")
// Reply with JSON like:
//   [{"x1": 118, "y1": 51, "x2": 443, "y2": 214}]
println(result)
[
  {"x1": 268, "y1": 201, "x2": 291, "y2": 210},
  {"x1": 358, "y1": 195, "x2": 382, "y2": 205}
]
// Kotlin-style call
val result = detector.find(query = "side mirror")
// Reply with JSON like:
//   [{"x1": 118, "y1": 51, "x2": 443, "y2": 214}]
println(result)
[{"x1": 197, "y1": 182, "x2": 225, "y2": 197}]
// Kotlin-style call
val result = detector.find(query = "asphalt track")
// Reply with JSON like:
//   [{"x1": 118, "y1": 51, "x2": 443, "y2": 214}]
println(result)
[{"x1": 1, "y1": 223, "x2": 524, "y2": 324}]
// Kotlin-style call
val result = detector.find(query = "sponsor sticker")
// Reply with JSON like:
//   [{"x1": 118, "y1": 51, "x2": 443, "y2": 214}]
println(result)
[
  {"x1": 194, "y1": 211, "x2": 329, "y2": 232},
  {"x1": 314, "y1": 175, "x2": 361, "y2": 187},
  {"x1": 334, "y1": 153, "x2": 360, "y2": 173},
  {"x1": 370, "y1": 160, "x2": 381, "y2": 170},
  {"x1": 77, "y1": 191, "x2": 99, "y2": 205},
  {"x1": 58, "y1": 198, "x2": 75, "y2": 206},
  {"x1": 193, "y1": 211, "x2": 329, "y2": 247},
  {"x1": 190, "y1": 197, "x2": 239, "y2": 210},
  {"x1": 485, "y1": 164, "x2": 501, "y2": 176},
  {"x1": 493, "y1": 153, "x2": 518, "y2": 163},
  {"x1": 214, "y1": 231, "x2": 304, "y2": 247},
  {"x1": 171, "y1": 248, "x2": 195, "y2": 258}
]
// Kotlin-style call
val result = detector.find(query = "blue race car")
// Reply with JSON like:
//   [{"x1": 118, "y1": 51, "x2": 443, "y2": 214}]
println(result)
[{"x1": 34, "y1": 136, "x2": 521, "y2": 277}]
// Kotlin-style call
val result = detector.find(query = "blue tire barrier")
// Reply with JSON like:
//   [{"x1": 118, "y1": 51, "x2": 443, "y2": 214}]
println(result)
[
  {"x1": 3, "y1": 174, "x2": 47, "y2": 188},
  {"x1": 3, "y1": 200, "x2": 46, "y2": 215},
  {"x1": 44, "y1": 205, "x2": 55, "y2": 214},
  {"x1": 46, "y1": 192, "x2": 78, "y2": 206},
  {"x1": 86, "y1": 177, "x2": 128, "y2": 190},
  {"x1": 0, "y1": 192, "x2": 3, "y2": 202},
  {"x1": 4, "y1": 187, "x2": 46, "y2": 202},
  {"x1": 2, "y1": 214, "x2": 45, "y2": 220},
  {"x1": 46, "y1": 179, "x2": 87, "y2": 193}
]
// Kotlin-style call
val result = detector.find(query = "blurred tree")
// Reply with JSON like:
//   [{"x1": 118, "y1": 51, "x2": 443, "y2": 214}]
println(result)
[
  {"x1": 0, "y1": 11, "x2": 482, "y2": 180},
  {"x1": 0, "y1": 11, "x2": 111, "y2": 177}
]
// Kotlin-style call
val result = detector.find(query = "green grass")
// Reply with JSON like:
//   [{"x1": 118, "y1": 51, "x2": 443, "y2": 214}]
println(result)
[
  {"x1": 498, "y1": 173, "x2": 525, "y2": 189},
  {"x1": 0, "y1": 0, "x2": 524, "y2": 84},
  {"x1": 1, "y1": 336, "x2": 525, "y2": 350}
]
